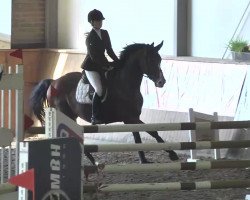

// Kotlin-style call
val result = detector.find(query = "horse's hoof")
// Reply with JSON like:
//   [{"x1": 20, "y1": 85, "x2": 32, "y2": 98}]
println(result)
[
  {"x1": 169, "y1": 151, "x2": 179, "y2": 161},
  {"x1": 140, "y1": 160, "x2": 153, "y2": 164}
]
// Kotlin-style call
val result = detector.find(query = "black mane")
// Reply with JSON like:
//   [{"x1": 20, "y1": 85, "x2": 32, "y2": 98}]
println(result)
[{"x1": 119, "y1": 43, "x2": 149, "y2": 64}]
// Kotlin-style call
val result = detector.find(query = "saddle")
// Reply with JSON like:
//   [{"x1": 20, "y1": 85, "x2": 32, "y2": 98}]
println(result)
[{"x1": 75, "y1": 70, "x2": 112, "y2": 104}]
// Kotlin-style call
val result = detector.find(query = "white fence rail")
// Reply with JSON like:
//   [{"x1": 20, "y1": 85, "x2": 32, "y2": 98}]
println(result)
[{"x1": 0, "y1": 64, "x2": 24, "y2": 183}]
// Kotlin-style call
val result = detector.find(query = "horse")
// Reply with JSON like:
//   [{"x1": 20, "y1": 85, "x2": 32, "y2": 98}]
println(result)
[{"x1": 29, "y1": 41, "x2": 179, "y2": 164}]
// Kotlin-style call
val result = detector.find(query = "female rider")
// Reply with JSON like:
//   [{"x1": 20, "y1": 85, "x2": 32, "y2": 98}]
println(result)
[{"x1": 81, "y1": 9, "x2": 119, "y2": 125}]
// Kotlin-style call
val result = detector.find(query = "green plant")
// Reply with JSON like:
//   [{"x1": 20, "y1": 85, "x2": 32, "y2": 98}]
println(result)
[{"x1": 228, "y1": 39, "x2": 249, "y2": 52}]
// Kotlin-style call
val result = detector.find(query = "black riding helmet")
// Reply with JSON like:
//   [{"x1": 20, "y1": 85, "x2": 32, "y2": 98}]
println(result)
[{"x1": 88, "y1": 9, "x2": 105, "y2": 23}]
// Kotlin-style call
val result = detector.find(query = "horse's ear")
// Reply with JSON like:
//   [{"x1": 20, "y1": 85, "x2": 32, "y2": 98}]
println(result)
[
  {"x1": 150, "y1": 42, "x2": 154, "y2": 47},
  {"x1": 154, "y1": 41, "x2": 164, "y2": 52}
]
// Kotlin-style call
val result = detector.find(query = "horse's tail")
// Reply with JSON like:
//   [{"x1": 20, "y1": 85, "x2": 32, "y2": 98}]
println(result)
[{"x1": 29, "y1": 79, "x2": 53, "y2": 125}]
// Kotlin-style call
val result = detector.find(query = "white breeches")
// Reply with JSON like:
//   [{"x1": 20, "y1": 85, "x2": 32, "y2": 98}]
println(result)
[{"x1": 85, "y1": 70, "x2": 103, "y2": 96}]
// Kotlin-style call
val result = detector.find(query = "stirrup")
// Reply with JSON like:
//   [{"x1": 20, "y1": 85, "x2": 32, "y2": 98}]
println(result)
[{"x1": 91, "y1": 118, "x2": 103, "y2": 125}]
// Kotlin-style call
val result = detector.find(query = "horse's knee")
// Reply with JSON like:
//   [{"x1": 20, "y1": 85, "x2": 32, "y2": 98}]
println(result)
[
  {"x1": 148, "y1": 131, "x2": 165, "y2": 143},
  {"x1": 148, "y1": 131, "x2": 159, "y2": 137}
]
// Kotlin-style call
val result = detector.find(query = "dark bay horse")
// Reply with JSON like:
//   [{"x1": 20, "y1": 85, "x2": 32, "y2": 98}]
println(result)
[{"x1": 30, "y1": 42, "x2": 179, "y2": 164}]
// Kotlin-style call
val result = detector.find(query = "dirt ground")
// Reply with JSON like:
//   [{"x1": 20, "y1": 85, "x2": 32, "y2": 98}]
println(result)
[{"x1": 83, "y1": 150, "x2": 250, "y2": 200}]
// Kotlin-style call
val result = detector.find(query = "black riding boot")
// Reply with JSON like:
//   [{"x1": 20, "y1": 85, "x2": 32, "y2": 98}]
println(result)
[{"x1": 91, "y1": 93, "x2": 103, "y2": 125}]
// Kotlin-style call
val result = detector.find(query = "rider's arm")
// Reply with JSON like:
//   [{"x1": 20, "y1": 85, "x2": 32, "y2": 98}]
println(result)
[{"x1": 102, "y1": 30, "x2": 119, "y2": 62}]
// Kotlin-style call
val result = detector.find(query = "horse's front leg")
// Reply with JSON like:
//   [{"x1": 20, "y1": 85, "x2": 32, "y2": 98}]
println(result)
[
  {"x1": 132, "y1": 131, "x2": 152, "y2": 164},
  {"x1": 124, "y1": 120, "x2": 151, "y2": 163},
  {"x1": 138, "y1": 120, "x2": 179, "y2": 161}
]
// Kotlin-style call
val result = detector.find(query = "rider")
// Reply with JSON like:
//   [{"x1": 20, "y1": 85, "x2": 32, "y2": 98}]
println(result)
[{"x1": 81, "y1": 9, "x2": 119, "y2": 125}]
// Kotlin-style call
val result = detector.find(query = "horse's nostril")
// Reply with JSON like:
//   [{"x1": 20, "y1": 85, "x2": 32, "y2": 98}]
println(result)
[{"x1": 155, "y1": 78, "x2": 166, "y2": 87}]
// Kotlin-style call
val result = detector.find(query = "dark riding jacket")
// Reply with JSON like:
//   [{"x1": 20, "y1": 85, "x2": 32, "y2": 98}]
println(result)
[{"x1": 81, "y1": 29, "x2": 118, "y2": 72}]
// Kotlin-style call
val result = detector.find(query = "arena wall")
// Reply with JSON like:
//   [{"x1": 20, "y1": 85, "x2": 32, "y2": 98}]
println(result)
[{"x1": 0, "y1": 49, "x2": 248, "y2": 143}]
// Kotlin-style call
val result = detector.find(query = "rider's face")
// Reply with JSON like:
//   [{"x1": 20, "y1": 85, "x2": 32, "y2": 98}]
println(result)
[{"x1": 92, "y1": 20, "x2": 102, "y2": 29}]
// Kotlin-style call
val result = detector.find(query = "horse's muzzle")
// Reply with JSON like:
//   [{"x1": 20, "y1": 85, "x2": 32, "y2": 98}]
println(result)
[{"x1": 155, "y1": 76, "x2": 166, "y2": 87}]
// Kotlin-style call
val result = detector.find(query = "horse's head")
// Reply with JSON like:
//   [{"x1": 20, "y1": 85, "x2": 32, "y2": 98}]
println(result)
[
  {"x1": 139, "y1": 41, "x2": 166, "y2": 88},
  {"x1": 119, "y1": 41, "x2": 166, "y2": 88}
]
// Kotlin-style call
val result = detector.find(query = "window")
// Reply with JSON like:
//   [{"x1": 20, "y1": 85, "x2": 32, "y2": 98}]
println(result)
[
  {"x1": 0, "y1": 1, "x2": 11, "y2": 49},
  {"x1": 82, "y1": 0, "x2": 175, "y2": 56}
]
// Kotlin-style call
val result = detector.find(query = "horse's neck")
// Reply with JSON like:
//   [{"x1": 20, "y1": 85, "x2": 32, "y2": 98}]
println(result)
[{"x1": 118, "y1": 60, "x2": 143, "y2": 91}]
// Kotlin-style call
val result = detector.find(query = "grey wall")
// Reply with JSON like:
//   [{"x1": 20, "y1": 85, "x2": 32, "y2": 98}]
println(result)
[{"x1": 57, "y1": 0, "x2": 84, "y2": 49}]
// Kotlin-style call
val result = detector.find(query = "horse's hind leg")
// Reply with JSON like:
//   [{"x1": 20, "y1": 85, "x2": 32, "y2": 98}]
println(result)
[
  {"x1": 55, "y1": 100, "x2": 96, "y2": 165},
  {"x1": 85, "y1": 151, "x2": 96, "y2": 165},
  {"x1": 138, "y1": 120, "x2": 179, "y2": 161}
]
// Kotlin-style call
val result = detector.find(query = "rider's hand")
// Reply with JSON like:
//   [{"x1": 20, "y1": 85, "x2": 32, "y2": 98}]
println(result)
[
  {"x1": 102, "y1": 66, "x2": 114, "y2": 71},
  {"x1": 110, "y1": 60, "x2": 120, "y2": 68},
  {"x1": 106, "y1": 66, "x2": 114, "y2": 71}
]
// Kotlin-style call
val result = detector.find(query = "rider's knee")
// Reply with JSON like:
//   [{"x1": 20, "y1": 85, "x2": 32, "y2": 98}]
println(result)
[{"x1": 95, "y1": 87, "x2": 103, "y2": 97}]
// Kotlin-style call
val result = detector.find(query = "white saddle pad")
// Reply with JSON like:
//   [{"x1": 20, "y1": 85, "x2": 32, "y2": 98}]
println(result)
[{"x1": 75, "y1": 78, "x2": 92, "y2": 104}]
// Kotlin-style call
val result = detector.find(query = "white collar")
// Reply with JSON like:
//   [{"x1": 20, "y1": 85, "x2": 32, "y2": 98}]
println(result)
[{"x1": 93, "y1": 28, "x2": 102, "y2": 39}]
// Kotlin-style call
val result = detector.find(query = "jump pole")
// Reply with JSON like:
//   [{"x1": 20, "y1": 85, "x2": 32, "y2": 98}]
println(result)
[
  {"x1": 84, "y1": 160, "x2": 250, "y2": 174},
  {"x1": 97, "y1": 180, "x2": 250, "y2": 192},
  {"x1": 46, "y1": 107, "x2": 250, "y2": 155},
  {"x1": 0, "y1": 183, "x2": 16, "y2": 195},
  {"x1": 84, "y1": 140, "x2": 250, "y2": 152},
  {"x1": 44, "y1": 109, "x2": 250, "y2": 195},
  {"x1": 45, "y1": 108, "x2": 250, "y2": 135},
  {"x1": 81, "y1": 121, "x2": 250, "y2": 133}
]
